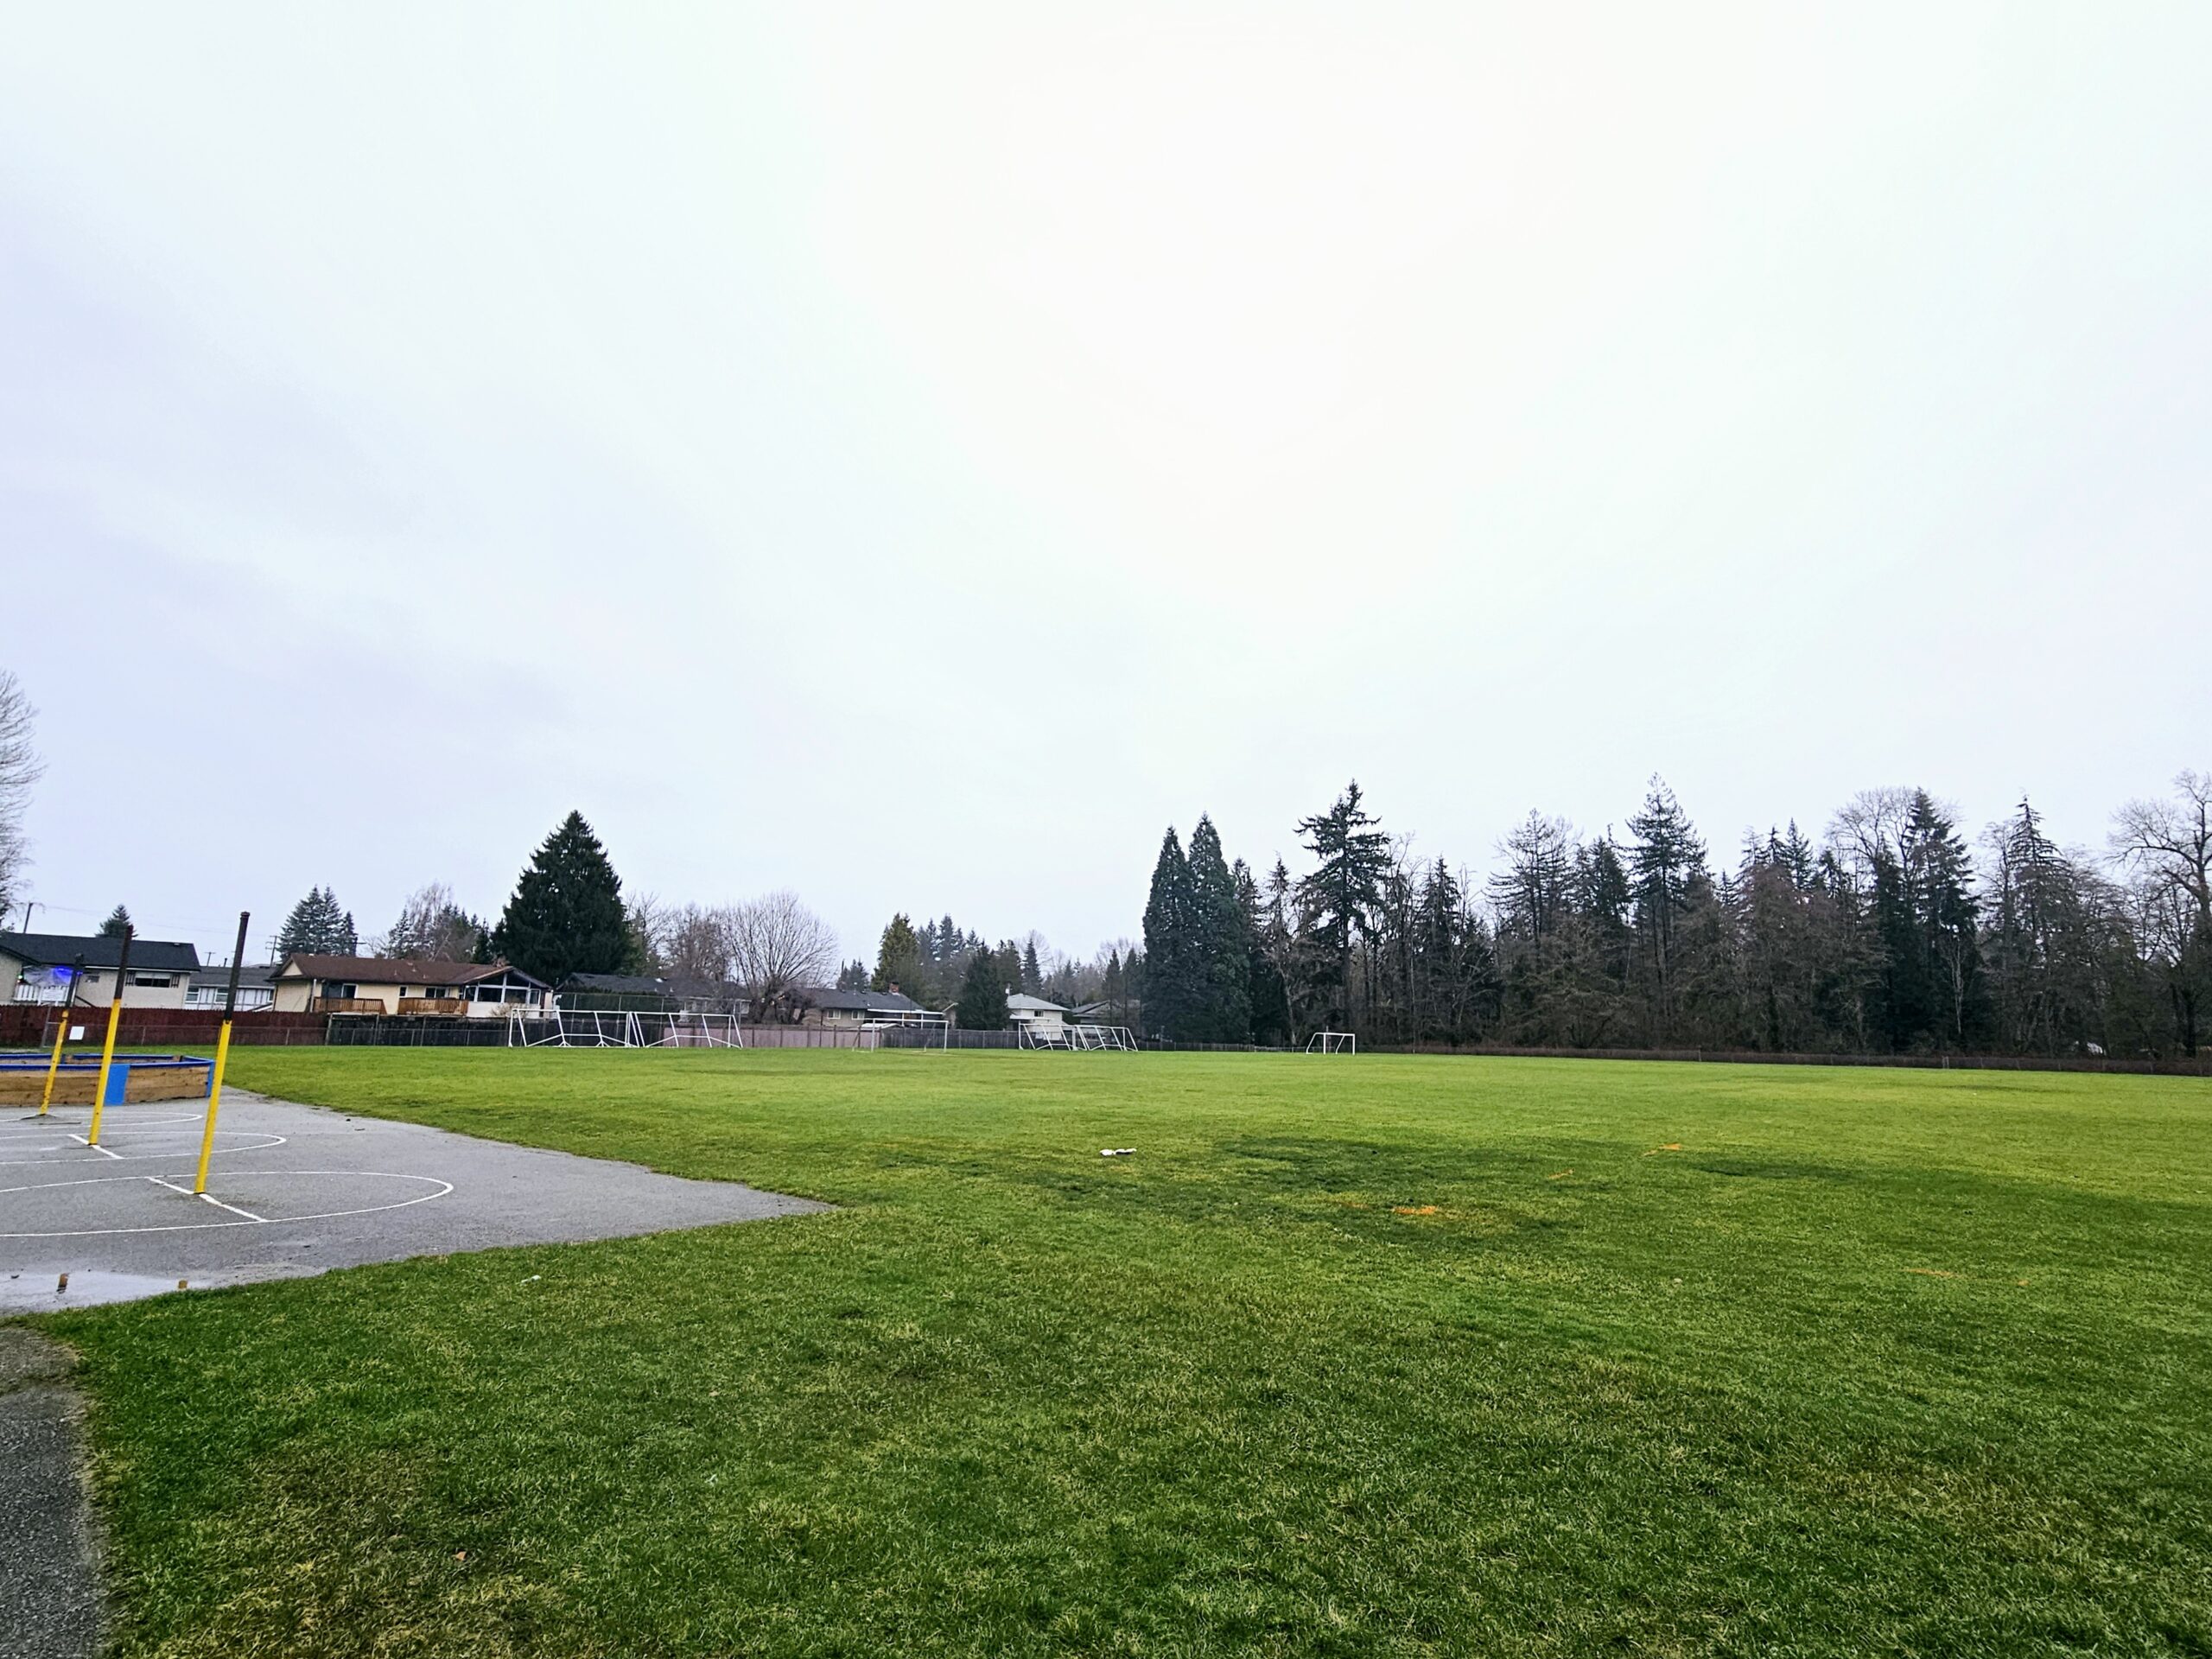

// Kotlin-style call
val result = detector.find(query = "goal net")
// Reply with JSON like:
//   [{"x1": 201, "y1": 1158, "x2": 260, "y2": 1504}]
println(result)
[
  {"x1": 1020, "y1": 1023, "x2": 1135, "y2": 1051},
  {"x1": 1305, "y1": 1031, "x2": 1357, "y2": 1054},
  {"x1": 863, "y1": 1008, "x2": 952, "y2": 1049},
  {"x1": 508, "y1": 1011, "x2": 744, "y2": 1049}
]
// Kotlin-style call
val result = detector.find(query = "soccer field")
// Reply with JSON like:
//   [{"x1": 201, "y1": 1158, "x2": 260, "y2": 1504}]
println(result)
[{"x1": 35, "y1": 1051, "x2": 2212, "y2": 1656}]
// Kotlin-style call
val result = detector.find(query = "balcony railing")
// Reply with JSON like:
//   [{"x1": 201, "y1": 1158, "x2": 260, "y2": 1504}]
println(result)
[
  {"x1": 397, "y1": 998, "x2": 468, "y2": 1016},
  {"x1": 310, "y1": 997, "x2": 386, "y2": 1014}
]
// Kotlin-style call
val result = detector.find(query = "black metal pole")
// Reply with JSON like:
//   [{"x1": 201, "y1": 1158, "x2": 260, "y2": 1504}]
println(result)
[{"x1": 223, "y1": 912, "x2": 249, "y2": 1017}]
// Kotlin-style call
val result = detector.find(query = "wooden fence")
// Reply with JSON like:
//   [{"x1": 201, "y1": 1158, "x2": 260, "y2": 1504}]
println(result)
[{"x1": 0, "y1": 1007, "x2": 327, "y2": 1049}]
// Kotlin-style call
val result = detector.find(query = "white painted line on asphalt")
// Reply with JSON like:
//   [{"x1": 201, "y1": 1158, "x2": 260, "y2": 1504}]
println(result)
[
  {"x1": 0, "y1": 1133, "x2": 287, "y2": 1168},
  {"x1": 0, "y1": 1171, "x2": 454, "y2": 1238},
  {"x1": 195, "y1": 1191, "x2": 267, "y2": 1223},
  {"x1": 144, "y1": 1177, "x2": 264, "y2": 1224}
]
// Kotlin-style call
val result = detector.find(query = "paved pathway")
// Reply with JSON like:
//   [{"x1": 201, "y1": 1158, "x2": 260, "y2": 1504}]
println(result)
[{"x1": 0, "y1": 1328, "x2": 99, "y2": 1659}]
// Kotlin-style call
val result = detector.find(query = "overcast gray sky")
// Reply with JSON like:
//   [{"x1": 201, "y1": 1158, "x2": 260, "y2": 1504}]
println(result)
[{"x1": 3, "y1": 3, "x2": 2207, "y2": 966}]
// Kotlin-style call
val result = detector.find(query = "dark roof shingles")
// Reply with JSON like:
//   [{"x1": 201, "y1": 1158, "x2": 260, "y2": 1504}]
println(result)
[{"x1": 0, "y1": 931, "x2": 202, "y2": 973}]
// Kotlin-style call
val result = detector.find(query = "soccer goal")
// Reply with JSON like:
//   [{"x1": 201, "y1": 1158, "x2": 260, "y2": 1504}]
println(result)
[
  {"x1": 1070, "y1": 1024, "x2": 1136, "y2": 1050},
  {"x1": 862, "y1": 1008, "x2": 953, "y2": 1049},
  {"x1": 508, "y1": 1010, "x2": 744, "y2": 1049},
  {"x1": 1305, "y1": 1031, "x2": 1357, "y2": 1055},
  {"x1": 1020, "y1": 1022, "x2": 1135, "y2": 1051}
]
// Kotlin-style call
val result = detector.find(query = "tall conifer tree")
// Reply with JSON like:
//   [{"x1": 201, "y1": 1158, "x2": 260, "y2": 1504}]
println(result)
[
  {"x1": 1141, "y1": 827, "x2": 1197, "y2": 1038},
  {"x1": 873, "y1": 913, "x2": 924, "y2": 995},
  {"x1": 1294, "y1": 782, "x2": 1390, "y2": 1030},
  {"x1": 274, "y1": 887, "x2": 356, "y2": 956},
  {"x1": 492, "y1": 811, "x2": 633, "y2": 984},
  {"x1": 957, "y1": 947, "x2": 1007, "y2": 1030},
  {"x1": 1185, "y1": 816, "x2": 1252, "y2": 1041}
]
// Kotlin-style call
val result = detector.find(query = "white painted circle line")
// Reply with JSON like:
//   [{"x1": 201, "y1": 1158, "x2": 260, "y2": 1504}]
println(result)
[
  {"x1": 7, "y1": 1111, "x2": 203, "y2": 1131},
  {"x1": 0, "y1": 1133, "x2": 289, "y2": 1167},
  {"x1": 0, "y1": 1170, "x2": 455, "y2": 1238}
]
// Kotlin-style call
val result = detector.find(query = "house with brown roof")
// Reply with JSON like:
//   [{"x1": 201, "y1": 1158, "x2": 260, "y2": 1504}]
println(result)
[{"x1": 270, "y1": 955, "x2": 552, "y2": 1017}]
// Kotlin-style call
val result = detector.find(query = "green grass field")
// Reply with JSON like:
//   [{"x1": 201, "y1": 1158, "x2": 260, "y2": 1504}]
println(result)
[{"x1": 30, "y1": 1051, "x2": 2212, "y2": 1656}]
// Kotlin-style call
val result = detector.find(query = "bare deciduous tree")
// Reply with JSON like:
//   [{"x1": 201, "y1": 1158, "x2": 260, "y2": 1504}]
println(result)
[
  {"x1": 728, "y1": 891, "x2": 839, "y2": 1015},
  {"x1": 654, "y1": 903, "x2": 734, "y2": 989},
  {"x1": 0, "y1": 671, "x2": 43, "y2": 919},
  {"x1": 378, "y1": 883, "x2": 486, "y2": 961},
  {"x1": 1825, "y1": 786, "x2": 1917, "y2": 882},
  {"x1": 2110, "y1": 770, "x2": 2212, "y2": 1054}
]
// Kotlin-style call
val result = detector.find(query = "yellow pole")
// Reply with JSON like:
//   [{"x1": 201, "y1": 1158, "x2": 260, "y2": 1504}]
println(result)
[
  {"x1": 86, "y1": 1002, "x2": 124, "y2": 1145},
  {"x1": 35, "y1": 1007, "x2": 70, "y2": 1116},
  {"x1": 87, "y1": 927, "x2": 132, "y2": 1147},
  {"x1": 194, "y1": 912, "x2": 251, "y2": 1196},
  {"x1": 194, "y1": 1019, "x2": 232, "y2": 1195},
  {"x1": 35, "y1": 957, "x2": 81, "y2": 1116}
]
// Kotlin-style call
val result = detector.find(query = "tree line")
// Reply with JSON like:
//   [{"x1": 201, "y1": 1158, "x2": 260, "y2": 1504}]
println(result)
[
  {"x1": 863, "y1": 912, "x2": 1145, "y2": 1028},
  {"x1": 1141, "y1": 772, "x2": 2212, "y2": 1058},
  {"x1": 264, "y1": 812, "x2": 842, "y2": 1019}
]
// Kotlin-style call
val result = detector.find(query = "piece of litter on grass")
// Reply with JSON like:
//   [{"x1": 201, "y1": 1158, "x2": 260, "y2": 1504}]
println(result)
[
  {"x1": 522, "y1": 1274, "x2": 540, "y2": 1282},
  {"x1": 1100, "y1": 1147, "x2": 1135, "y2": 1157}
]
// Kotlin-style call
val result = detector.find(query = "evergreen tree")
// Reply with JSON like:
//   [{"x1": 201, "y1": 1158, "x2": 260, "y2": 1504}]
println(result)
[
  {"x1": 274, "y1": 887, "x2": 356, "y2": 956},
  {"x1": 491, "y1": 811, "x2": 634, "y2": 984},
  {"x1": 99, "y1": 905, "x2": 132, "y2": 938},
  {"x1": 1866, "y1": 847, "x2": 1926, "y2": 1050},
  {"x1": 1021, "y1": 940, "x2": 1042, "y2": 996},
  {"x1": 956, "y1": 947, "x2": 1007, "y2": 1030},
  {"x1": 1141, "y1": 827, "x2": 1198, "y2": 1037},
  {"x1": 1257, "y1": 858, "x2": 1307, "y2": 1040},
  {"x1": 995, "y1": 940, "x2": 1025, "y2": 997},
  {"x1": 873, "y1": 912, "x2": 924, "y2": 995},
  {"x1": 835, "y1": 959, "x2": 870, "y2": 991},
  {"x1": 1411, "y1": 859, "x2": 1478, "y2": 1041},
  {"x1": 1985, "y1": 798, "x2": 2124, "y2": 1056},
  {"x1": 1627, "y1": 777, "x2": 1708, "y2": 1020},
  {"x1": 1902, "y1": 791, "x2": 1986, "y2": 1049},
  {"x1": 1237, "y1": 859, "x2": 1290, "y2": 1045},
  {"x1": 1575, "y1": 835, "x2": 1635, "y2": 986},
  {"x1": 1294, "y1": 782, "x2": 1391, "y2": 1031},
  {"x1": 1488, "y1": 813, "x2": 1575, "y2": 943},
  {"x1": 1185, "y1": 817, "x2": 1253, "y2": 1041}
]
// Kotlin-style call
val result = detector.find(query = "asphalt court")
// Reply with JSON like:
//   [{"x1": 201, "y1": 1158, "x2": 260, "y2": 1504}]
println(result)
[{"x1": 2, "y1": 1090, "x2": 826, "y2": 1312}]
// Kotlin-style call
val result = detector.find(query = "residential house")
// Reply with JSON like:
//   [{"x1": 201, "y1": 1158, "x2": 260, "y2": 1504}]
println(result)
[
  {"x1": 794, "y1": 987, "x2": 926, "y2": 1028},
  {"x1": 183, "y1": 962, "x2": 281, "y2": 1012},
  {"x1": 1, "y1": 931, "x2": 202, "y2": 1009},
  {"x1": 270, "y1": 955, "x2": 552, "y2": 1016},
  {"x1": 1005, "y1": 993, "x2": 1071, "y2": 1036}
]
